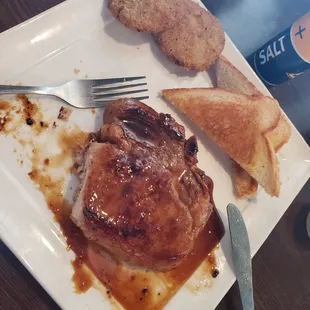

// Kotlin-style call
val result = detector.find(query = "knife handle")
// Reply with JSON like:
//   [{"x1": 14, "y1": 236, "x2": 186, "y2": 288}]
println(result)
[
  {"x1": 227, "y1": 203, "x2": 255, "y2": 310},
  {"x1": 238, "y1": 275, "x2": 255, "y2": 310}
]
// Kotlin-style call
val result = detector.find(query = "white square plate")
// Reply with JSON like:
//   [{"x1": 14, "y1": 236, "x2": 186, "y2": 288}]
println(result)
[{"x1": 0, "y1": 0, "x2": 309, "y2": 309}]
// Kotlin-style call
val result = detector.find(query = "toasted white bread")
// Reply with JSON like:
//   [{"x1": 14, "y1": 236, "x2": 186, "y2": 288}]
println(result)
[
  {"x1": 162, "y1": 88, "x2": 281, "y2": 197},
  {"x1": 267, "y1": 117, "x2": 291, "y2": 152},
  {"x1": 234, "y1": 163, "x2": 258, "y2": 198},
  {"x1": 216, "y1": 55, "x2": 291, "y2": 149},
  {"x1": 215, "y1": 55, "x2": 291, "y2": 198},
  {"x1": 216, "y1": 55, "x2": 262, "y2": 96}
]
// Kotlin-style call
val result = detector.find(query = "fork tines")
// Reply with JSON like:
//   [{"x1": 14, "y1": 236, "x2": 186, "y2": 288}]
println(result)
[{"x1": 91, "y1": 76, "x2": 148, "y2": 101}]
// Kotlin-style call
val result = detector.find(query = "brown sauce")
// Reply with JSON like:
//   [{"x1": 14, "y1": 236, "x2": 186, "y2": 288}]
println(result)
[
  {"x1": 41, "y1": 191, "x2": 223, "y2": 308},
  {"x1": 82, "y1": 210, "x2": 224, "y2": 310},
  {"x1": 1, "y1": 95, "x2": 225, "y2": 309},
  {"x1": 0, "y1": 100, "x2": 10, "y2": 110},
  {"x1": 48, "y1": 206, "x2": 224, "y2": 309},
  {"x1": 38, "y1": 130, "x2": 225, "y2": 309},
  {"x1": 16, "y1": 94, "x2": 46, "y2": 134},
  {"x1": 49, "y1": 183, "x2": 224, "y2": 309},
  {"x1": 57, "y1": 200, "x2": 93, "y2": 293},
  {"x1": 0, "y1": 96, "x2": 46, "y2": 137},
  {"x1": 26, "y1": 126, "x2": 93, "y2": 294},
  {"x1": 0, "y1": 100, "x2": 15, "y2": 134},
  {"x1": 0, "y1": 96, "x2": 93, "y2": 292},
  {"x1": 39, "y1": 127, "x2": 88, "y2": 171}
]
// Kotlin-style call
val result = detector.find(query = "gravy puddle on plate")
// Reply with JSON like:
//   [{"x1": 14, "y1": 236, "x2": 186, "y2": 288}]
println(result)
[{"x1": 0, "y1": 96, "x2": 224, "y2": 310}]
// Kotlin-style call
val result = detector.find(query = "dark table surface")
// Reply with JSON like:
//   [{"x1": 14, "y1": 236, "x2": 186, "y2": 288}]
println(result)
[{"x1": 0, "y1": 1, "x2": 310, "y2": 310}]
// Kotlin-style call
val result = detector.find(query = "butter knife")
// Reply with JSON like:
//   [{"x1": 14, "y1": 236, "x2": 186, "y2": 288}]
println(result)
[{"x1": 227, "y1": 203, "x2": 254, "y2": 310}]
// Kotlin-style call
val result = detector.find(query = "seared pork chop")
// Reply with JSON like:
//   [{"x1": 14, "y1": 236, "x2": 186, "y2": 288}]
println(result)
[{"x1": 71, "y1": 99, "x2": 214, "y2": 271}]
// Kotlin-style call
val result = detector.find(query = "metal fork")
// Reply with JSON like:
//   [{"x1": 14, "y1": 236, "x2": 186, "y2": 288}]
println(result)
[{"x1": 0, "y1": 76, "x2": 148, "y2": 108}]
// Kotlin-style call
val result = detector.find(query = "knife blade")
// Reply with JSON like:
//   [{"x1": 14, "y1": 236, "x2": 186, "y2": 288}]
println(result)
[{"x1": 227, "y1": 203, "x2": 254, "y2": 310}]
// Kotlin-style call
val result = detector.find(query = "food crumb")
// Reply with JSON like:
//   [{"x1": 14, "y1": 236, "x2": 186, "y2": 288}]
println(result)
[
  {"x1": 41, "y1": 121, "x2": 49, "y2": 128},
  {"x1": 52, "y1": 121, "x2": 57, "y2": 128},
  {"x1": 26, "y1": 118, "x2": 34, "y2": 125},
  {"x1": 84, "y1": 74, "x2": 88, "y2": 78},
  {"x1": 91, "y1": 108, "x2": 96, "y2": 115},
  {"x1": 58, "y1": 106, "x2": 72, "y2": 121},
  {"x1": 74, "y1": 68, "x2": 80, "y2": 74},
  {"x1": 28, "y1": 170, "x2": 36, "y2": 179},
  {"x1": 44, "y1": 158, "x2": 50, "y2": 166},
  {"x1": 211, "y1": 268, "x2": 219, "y2": 278}
]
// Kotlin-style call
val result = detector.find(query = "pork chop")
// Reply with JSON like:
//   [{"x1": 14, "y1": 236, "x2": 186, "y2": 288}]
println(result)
[{"x1": 71, "y1": 99, "x2": 214, "y2": 271}]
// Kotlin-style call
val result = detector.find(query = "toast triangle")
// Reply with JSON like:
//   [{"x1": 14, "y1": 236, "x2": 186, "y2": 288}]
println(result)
[
  {"x1": 162, "y1": 88, "x2": 281, "y2": 196},
  {"x1": 215, "y1": 55, "x2": 290, "y2": 198}
]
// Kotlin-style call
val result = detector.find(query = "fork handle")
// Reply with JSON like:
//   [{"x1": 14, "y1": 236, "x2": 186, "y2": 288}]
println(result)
[{"x1": 0, "y1": 85, "x2": 53, "y2": 95}]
